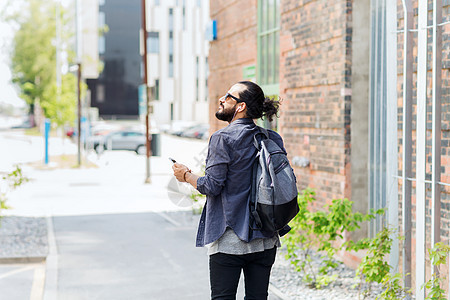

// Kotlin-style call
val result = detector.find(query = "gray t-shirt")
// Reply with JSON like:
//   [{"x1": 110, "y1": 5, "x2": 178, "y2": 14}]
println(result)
[{"x1": 207, "y1": 227, "x2": 280, "y2": 255}]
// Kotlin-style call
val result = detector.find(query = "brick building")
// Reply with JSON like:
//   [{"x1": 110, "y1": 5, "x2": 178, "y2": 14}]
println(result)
[{"x1": 208, "y1": 0, "x2": 449, "y2": 296}]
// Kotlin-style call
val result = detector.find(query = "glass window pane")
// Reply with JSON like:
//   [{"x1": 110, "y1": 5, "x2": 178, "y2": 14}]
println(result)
[
  {"x1": 268, "y1": 0, "x2": 275, "y2": 30},
  {"x1": 169, "y1": 8, "x2": 174, "y2": 30},
  {"x1": 169, "y1": 31, "x2": 173, "y2": 54},
  {"x1": 267, "y1": 33, "x2": 273, "y2": 83},
  {"x1": 155, "y1": 79, "x2": 159, "y2": 100},
  {"x1": 261, "y1": 0, "x2": 268, "y2": 32},
  {"x1": 148, "y1": 32, "x2": 159, "y2": 53},
  {"x1": 275, "y1": 0, "x2": 280, "y2": 26},
  {"x1": 169, "y1": 54, "x2": 173, "y2": 77},
  {"x1": 261, "y1": 35, "x2": 267, "y2": 84},
  {"x1": 275, "y1": 31, "x2": 279, "y2": 80}
]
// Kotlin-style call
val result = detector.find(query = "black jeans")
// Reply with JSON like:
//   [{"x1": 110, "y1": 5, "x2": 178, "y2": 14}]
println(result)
[{"x1": 209, "y1": 247, "x2": 277, "y2": 300}]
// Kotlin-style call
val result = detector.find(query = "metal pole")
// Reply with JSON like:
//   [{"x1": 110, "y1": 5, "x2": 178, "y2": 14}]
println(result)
[
  {"x1": 75, "y1": 0, "x2": 82, "y2": 166},
  {"x1": 431, "y1": 0, "x2": 442, "y2": 275},
  {"x1": 141, "y1": 0, "x2": 151, "y2": 183},
  {"x1": 415, "y1": 0, "x2": 428, "y2": 297},
  {"x1": 386, "y1": 0, "x2": 399, "y2": 274},
  {"x1": 56, "y1": 0, "x2": 61, "y2": 100},
  {"x1": 77, "y1": 63, "x2": 82, "y2": 166},
  {"x1": 401, "y1": 0, "x2": 413, "y2": 293}
]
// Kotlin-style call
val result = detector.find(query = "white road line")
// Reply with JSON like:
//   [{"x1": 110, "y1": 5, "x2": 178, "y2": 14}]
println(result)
[
  {"x1": 43, "y1": 216, "x2": 58, "y2": 300},
  {"x1": 157, "y1": 211, "x2": 181, "y2": 227},
  {"x1": 269, "y1": 283, "x2": 291, "y2": 300},
  {"x1": 30, "y1": 264, "x2": 45, "y2": 300},
  {"x1": 0, "y1": 265, "x2": 35, "y2": 280}
]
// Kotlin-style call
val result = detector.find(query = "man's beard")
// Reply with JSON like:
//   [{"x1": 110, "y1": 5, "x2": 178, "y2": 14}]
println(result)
[{"x1": 215, "y1": 104, "x2": 237, "y2": 123}]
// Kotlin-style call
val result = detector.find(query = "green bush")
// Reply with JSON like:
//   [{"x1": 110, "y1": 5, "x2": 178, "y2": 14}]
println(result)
[
  {"x1": 356, "y1": 227, "x2": 410, "y2": 299},
  {"x1": 422, "y1": 242, "x2": 450, "y2": 300},
  {"x1": 0, "y1": 166, "x2": 29, "y2": 219},
  {"x1": 283, "y1": 188, "x2": 382, "y2": 288}
]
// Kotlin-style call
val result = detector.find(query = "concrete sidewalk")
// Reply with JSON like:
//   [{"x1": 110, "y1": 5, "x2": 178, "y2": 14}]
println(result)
[{"x1": 0, "y1": 132, "x2": 286, "y2": 299}]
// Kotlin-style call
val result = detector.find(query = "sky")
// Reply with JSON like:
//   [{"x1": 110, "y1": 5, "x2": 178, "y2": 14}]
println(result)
[{"x1": 0, "y1": 1, "x2": 26, "y2": 109}]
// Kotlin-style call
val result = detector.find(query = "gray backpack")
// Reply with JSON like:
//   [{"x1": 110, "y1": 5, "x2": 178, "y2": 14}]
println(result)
[{"x1": 250, "y1": 127, "x2": 299, "y2": 237}]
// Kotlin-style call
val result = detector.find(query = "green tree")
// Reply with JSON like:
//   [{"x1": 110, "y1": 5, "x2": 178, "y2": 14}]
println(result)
[
  {"x1": 3, "y1": 0, "x2": 80, "y2": 129},
  {"x1": 10, "y1": 0, "x2": 56, "y2": 111}
]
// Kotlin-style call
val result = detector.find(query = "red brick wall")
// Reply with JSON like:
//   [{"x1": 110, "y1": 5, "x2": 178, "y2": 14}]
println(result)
[
  {"x1": 396, "y1": 0, "x2": 450, "y2": 291},
  {"x1": 279, "y1": 0, "x2": 352, "y2": 205},
  {"x1": 208, "y1": 0, "x2": 258, "y2": 133}
]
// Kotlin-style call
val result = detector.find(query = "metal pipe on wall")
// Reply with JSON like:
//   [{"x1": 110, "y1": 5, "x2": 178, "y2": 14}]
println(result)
[
  {"x1": 415, "y1": 0, "x2": 428, "y2": 298},
  {"x1": 386, "y1": 0, "x2": 399, "y2": 274},
  {"x1": 401, "y1": 0, "x2": 413, "y2": 293},
  {"x1": 431, "y1": 0, "x2": 442, "y2": 275}
]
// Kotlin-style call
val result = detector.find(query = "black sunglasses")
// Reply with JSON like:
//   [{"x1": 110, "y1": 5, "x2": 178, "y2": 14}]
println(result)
[{"x1": 225, "y1": 93, "x2": 243, "y2": 103}]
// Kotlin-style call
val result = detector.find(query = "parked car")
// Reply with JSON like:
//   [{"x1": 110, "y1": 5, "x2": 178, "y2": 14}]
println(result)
[
  {"x1": 89, "y1": 130, "x2": 147, "y2": 154},
  {"x1": 180, "y1": 124, "x2": 210, "y2": 140}
]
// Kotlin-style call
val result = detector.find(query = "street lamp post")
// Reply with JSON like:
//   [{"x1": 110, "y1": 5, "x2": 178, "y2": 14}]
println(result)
[
  {"x1": 76, "y1": 62, "x2": 82, "y2": 166},
  {"x1": 141, "y1": 0, "x2": 151, "y2": 183}
]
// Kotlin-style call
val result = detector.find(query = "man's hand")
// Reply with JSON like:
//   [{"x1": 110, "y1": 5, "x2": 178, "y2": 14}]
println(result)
[{"x1": 172, "y1": 163, "x2": 191, "y2": 182}]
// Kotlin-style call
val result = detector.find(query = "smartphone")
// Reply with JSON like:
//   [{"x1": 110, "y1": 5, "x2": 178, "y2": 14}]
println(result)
[{"x1": 169, "y1": 157, "x2": 176, "y2": 163}]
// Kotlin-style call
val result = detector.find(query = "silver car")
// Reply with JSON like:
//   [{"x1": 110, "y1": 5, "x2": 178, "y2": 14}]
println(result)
[{"x1": 91, "y1": 130, "x2": 147, "y2": 155}]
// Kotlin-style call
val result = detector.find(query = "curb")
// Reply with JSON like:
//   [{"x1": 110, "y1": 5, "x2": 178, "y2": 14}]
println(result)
[
  {"x1": 43, "y1": 216, "x2": 58, "y2": 300},
  {"x1": 269, "y1": 283, "x2": 291, "y2": 300},
  {"x1": 0, "y1": 256, "x2": 46, "y2": 264}
]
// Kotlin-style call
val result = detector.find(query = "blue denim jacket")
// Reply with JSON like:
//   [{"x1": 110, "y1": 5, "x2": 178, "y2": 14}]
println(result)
[{"x1": 195, "y1": 118, "x2": 286, "y2": 247}]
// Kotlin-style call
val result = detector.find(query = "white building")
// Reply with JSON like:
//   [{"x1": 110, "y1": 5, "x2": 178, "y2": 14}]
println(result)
[{"x1": 146, "y1": 0, "x2": 210, "y2": 126}]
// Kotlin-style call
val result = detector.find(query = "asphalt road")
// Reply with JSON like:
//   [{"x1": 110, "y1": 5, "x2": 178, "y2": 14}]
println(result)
[
  {"x1": 53, "y1": 211, "x2": 209, "y2": 300},
  {"x1": 0, "y1": 127, "x2": 282, "y2": 299}
]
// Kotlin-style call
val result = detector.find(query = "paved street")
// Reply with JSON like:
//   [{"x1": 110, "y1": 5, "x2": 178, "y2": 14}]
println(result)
[{"x1": 0, "y1": 128, "x2": 283, "y2": 300}]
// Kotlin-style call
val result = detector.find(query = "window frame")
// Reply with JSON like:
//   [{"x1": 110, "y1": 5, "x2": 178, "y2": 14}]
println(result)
[{"x1": 257, "y1": 0, "x2": 280, "y2": 95}]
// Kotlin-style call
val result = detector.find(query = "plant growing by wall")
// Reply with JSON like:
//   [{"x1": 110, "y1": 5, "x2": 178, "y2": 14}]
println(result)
[
  {"x1": 356, "y1": 227, "x2": 410, "y2": 299},
  {"x1": 421, "y1": 242, "x2": 450, "y2": 300},
  {"x1": 0, "y1": 165, "x2": 29, "y2": 219},
  {"x1": 284, "y1": 188, "x2": 382, "y2": 288}
]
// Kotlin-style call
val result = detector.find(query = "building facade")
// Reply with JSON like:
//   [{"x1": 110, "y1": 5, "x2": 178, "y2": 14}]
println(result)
[
  {"x1": 208, "y1": 0, "x2": 450, "y2": 296},
  {"x1": 87, "y1": 0, "x2": 142, "y2": 118},
  {"x1": 145, "y1": 0, "x2": 210, "y2": 126}
]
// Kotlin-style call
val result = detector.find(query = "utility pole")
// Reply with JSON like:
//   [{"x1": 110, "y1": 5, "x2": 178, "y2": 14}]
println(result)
[
  {"x1": 77, "y1": 63, "x2": 82, "y2": 166},
  {"x1": 75, "y1": 0, "x2": 83, "y2": 166},
  {"x1": 141, "y1": 0, "x2": 151, "y2": 183}
]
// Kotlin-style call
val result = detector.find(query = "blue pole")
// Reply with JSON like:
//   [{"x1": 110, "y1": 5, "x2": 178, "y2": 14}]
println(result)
[{"x1": 44, "y1": 119, "x2": 50, "y2": 164}]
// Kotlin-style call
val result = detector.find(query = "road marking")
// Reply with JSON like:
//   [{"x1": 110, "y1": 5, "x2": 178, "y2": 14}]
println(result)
[
  {"x1": 268, "y1": 283, "x2": 291, "y2": 300},
  {"x1": 157, "y1": 211, "x2": 181, "y2": 227},
  {"x1": 0, "y1": 265, "x2": 35, "y2": 280},
  {"x1": 30, "y1": 264, "x2": 45, "y2": 300},
  {"x1": 43, "y1": 216, "x2": 58, "y2": 300}
]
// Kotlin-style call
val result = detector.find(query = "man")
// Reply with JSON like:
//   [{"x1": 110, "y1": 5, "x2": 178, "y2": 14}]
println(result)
[{"x1": 172, "y1": 81, "x2": 286, "y2": 300}]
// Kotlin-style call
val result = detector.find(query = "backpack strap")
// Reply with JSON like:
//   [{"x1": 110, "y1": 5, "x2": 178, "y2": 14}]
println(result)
[
  {"x1": 252, "y1": 126, "x2": 269, "y2": 150},
  {"x1": 250, "y1": 152, "x2": 260, "y2": 228},
  {"x1": 250, "y1": 126, "x2": 269, "y2": 230}
]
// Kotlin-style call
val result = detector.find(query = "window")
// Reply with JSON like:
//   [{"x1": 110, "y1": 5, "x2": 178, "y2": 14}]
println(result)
[
  {"x1": 169, "y1": 55, "x2": 173, "y2": 77},
  {"x1": 368, "y1": 0, "x2": 388, "y2": 237},
  {"x1": 169, "y1": 31, "x2": 173, "y2": 54},
  {"x1": 154, "y1": 0, "x2": 159, "y2": 5},
  {"x1": 205, "y1": 57, "x2": 209, "y2": 101},
  {"x1": 257, "y1": 0, "x2": 280, "y2": 95},
  {"x1": 147, "y1": 32, "x2": 159, "y2": 53},
  {"x1": 99, "y1": 36, "x2": 105, "y2": 55},
  {"x1": 196, "y1": 56, "x2": 199, "y2": 101},
  {"x1": 182, "y1": 7, "x2": 186, "y2": 30},
  {"x1": 98, "y1": 12, "x2": 106, "y2": 54},
  {"x1": 154, "y1": 79, "x2": 159, "y2": 100},
  {"x1": 97, "y1": 84, "x2": 105, "y2": 103},
  {"x1": 169, "y1": 8, "x2": 174, "y2": 31}
]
